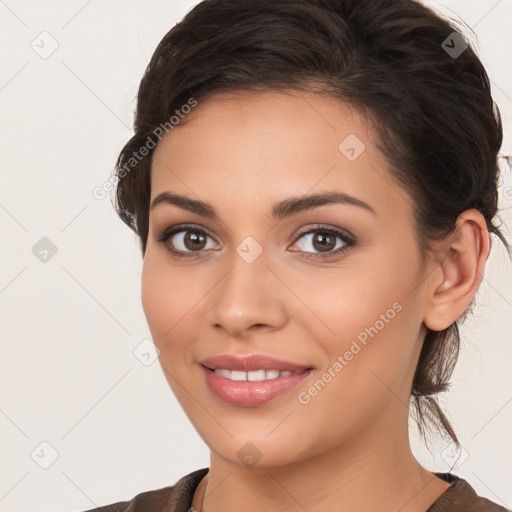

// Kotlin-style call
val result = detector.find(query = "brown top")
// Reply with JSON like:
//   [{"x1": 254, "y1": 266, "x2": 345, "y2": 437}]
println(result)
[{"x1": 81, "y1": 468, "x2": 510, "y2": 512}]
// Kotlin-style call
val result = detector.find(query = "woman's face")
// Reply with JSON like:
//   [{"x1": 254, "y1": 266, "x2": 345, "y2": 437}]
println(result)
[{"x1": 142, "y1": 90, "x2": 432, "y2": 467}]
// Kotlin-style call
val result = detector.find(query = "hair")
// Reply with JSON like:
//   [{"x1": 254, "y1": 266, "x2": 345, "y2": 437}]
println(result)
[{"x1": 112, "y1": 0, "x2": 510, "y2": 450}]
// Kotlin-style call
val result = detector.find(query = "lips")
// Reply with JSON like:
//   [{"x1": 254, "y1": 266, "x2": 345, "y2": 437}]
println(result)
[
  {"x1": 200, "y1": 354, "x2": 311, "y2": 372},
  {"x1": 211, "y1": 369, "x2": 299, "y2": 381},
  {"x1": 199, "y1": 354, "x2": 313, "y2": 407}
]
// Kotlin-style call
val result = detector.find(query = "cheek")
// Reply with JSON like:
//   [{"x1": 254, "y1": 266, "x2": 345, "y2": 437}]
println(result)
[
  {"x1": 290, "y1": 254, "x2": 416, "y2": 349},
  {"x1": 141, "y1": 251, "x2": 217, "y2": 376},
  {"x1": 141, "y1": 254, "x2": 190, "y2": 351},
  {"x1": 141, "y1": 256, "x2": 200, "y2": 407},
  {"x1": 327, "y1": 240, "x2": 421, "y2": 339},
  {"x1": 303, "y1": 244, "x2": 424, "y2": 383},
  {"x1": 141, "y1": 257, "x2": 167, "y2": 340},
  {"x1": 300, "y1": 265, "x2": 423, "y2": 414}
]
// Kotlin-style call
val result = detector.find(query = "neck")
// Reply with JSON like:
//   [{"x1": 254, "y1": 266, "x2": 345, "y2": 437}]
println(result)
[{"x1": 196, "y1": 402, "x2": 451, "y2": 512}]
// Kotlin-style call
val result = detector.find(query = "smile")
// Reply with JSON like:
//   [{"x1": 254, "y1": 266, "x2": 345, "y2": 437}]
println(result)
[{"x1": 210, "y1": 369, "x2": 300, "y2": 381}]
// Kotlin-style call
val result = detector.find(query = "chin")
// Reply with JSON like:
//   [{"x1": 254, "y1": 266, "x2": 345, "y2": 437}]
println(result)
[{"x1": 199, "y1": 428, "x2": 314, "y2": 469}]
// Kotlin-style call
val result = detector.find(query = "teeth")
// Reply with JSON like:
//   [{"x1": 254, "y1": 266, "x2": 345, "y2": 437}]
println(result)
[
  {"x1": 248, "y1": 370, "x2": 266, "y2": 381},
  {"x1": 212, "y1": 369, "x2": 299, "y2": 381}
]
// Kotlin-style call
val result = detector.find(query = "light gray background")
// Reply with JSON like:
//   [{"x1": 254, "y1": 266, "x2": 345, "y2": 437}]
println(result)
[{"x1": 0, "y1": 1, "x2": 511, "y2": 511}]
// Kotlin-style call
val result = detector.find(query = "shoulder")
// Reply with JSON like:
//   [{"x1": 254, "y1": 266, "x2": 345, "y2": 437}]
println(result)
[
  {"x1": 429, "y1": 473, "x2": 510, "y2": 512},
  {"x1": 79, "y1": 468, "x2": 209, "y2": 512}
]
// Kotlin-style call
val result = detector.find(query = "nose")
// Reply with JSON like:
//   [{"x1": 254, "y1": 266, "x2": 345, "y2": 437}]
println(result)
[{"x1": 208, "y1": 251, "x2": 288, "y2": 339}]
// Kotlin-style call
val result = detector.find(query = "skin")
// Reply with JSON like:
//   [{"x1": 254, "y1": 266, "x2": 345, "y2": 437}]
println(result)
[{"x1": 141, "y1": 90, "x2": 490, "y2": 512}]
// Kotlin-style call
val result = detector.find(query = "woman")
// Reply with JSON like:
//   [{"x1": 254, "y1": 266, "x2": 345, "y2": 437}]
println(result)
[{"x1": 84, "y1": 0, "x2": 510, "y2": 510}]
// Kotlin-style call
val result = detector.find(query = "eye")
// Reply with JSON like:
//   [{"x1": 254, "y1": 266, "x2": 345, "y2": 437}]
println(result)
[
  {"x1": 290, "y1": 224, "x2": 355, "y2": 261},
  {"x1": 155, "y1": 224, "x2": 219, "y2": 259},
  {"x1": 155, "y1": 223, "x2": 356, "y2": 261}
]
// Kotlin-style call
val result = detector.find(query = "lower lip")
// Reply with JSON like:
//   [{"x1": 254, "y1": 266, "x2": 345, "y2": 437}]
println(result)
[{"x1": 201, "y1": 366, "x2": 313, "y2": 407}]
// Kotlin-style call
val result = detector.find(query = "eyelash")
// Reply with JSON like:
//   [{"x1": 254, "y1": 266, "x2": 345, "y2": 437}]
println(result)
[{"x1": 154, "y1": 223, "x2": 356, "y2": 261}]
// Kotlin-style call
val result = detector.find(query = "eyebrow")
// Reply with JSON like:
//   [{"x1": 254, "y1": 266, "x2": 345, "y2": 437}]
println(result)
[{"x1": 150, "y1": 190, "x2": 377, "y2": 220}]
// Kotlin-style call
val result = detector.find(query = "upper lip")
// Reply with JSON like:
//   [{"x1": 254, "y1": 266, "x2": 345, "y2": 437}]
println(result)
[{"x1": 199, "y1": 354, "x2": 312, "y2": 372}]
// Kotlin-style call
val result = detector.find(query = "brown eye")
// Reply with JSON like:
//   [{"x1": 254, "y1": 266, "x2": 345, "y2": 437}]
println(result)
[
  {"x1": 181, "y1": 230, "x2": 208, "y2": 251},
  {"x1": 312, "y1": 232, "x2": 337, "y2": 252},
  {"x1": 156, "y1": 224, "x2": 219, "y2": 258},
  {"x1": 290, "y1": 225, "x2": 355, "y2": 261}
]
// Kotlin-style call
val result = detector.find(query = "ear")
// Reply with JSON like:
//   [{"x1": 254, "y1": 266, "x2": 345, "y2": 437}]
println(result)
[{"x1": 423, "y1": 209, "x2": 491, "y2": 332}]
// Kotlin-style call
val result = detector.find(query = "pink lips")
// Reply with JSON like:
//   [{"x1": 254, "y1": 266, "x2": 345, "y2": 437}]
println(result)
[
  {"x1": 200, "y1": 354, "x2": 313, "y2": 407},
  {"x1": 200, "y1": 354, "x2": 310, "y2": 372}
]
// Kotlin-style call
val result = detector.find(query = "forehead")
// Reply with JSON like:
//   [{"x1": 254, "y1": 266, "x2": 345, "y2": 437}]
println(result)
[{"x1": 150, "y1": 90, "x2": 409, "y2": 221}]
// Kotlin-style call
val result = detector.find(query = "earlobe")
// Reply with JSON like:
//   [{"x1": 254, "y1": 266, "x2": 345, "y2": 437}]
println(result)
[{"x1": 423, "y1": 209, "x2": 490, "y2": 332}]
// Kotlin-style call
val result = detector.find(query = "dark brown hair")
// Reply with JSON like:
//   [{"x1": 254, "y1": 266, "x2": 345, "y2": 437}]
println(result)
[{"x1": 112, "y1": 0, "x2": 510, "y2": 449}]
